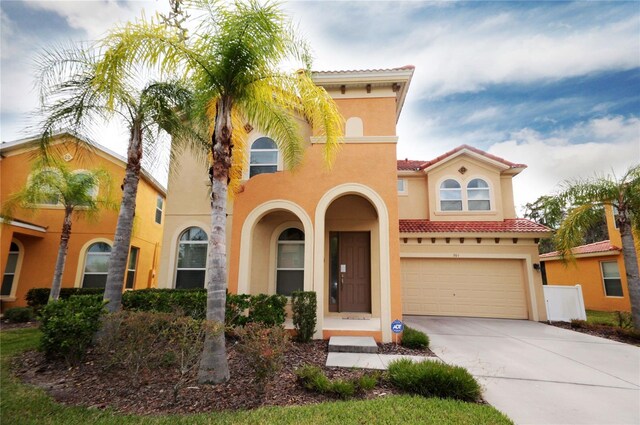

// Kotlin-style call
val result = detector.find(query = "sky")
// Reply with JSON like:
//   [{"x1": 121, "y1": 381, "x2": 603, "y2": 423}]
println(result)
[{"x1": 1, "y1": 0, "x2": 639, "y2": 212}]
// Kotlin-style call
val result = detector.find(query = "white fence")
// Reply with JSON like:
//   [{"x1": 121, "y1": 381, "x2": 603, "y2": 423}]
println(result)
[{"x1": 543, "y1": 285, "x2": 587, "y2": 322}]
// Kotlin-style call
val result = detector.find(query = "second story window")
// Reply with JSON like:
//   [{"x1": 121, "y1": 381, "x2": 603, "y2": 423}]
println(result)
[
  {"x1": 440, "y1": 179, "x2": 462, "y2": 211},
  {"x1": 155, "y1": 195, "x2": 163, "y2": 224},
  {"x1": 249, "y1": 137, "x2": 278, "y2": 178},
  {"x1": 467, "y1": 179, "x2": 490, "y2": 211}
]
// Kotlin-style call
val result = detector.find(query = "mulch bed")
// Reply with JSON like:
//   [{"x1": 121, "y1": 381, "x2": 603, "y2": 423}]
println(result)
[
  {"x1": 12, "y1": 337, "x2": 434, "y2": 415},
  {"x1": 548, "y1": 321, "x2": 640, "y2": 346}
]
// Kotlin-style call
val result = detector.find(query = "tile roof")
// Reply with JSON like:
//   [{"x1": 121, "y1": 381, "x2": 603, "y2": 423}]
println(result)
[
  {"x1": 399, "y1": 219, "x2": 550, "y2": 234},
  {"x1": 539, "y1": 240, "x2": 620, "y2": 259},
  {"x1": 419, "y1": 144, "x2": 526, "y2": 170},
  {"x1": 396, "y1": 144, "x2": 527, "y2": 171},
  {"x1": 397, "y1": 159, "x2": 426, "y2": 171}
]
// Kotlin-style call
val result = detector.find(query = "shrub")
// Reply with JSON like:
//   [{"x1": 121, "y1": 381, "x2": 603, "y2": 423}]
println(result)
[
  {"x1": 291, "y1": 291, "x2": 317, "y2": 342},
  {"x1": 248, "y1": 294, "x2": 287, "y2": 326},
  {"x1": 226, "y1": 292, "x2": 251, "y2": 327},
  {"x1": 3, "y1": 307, "x2": 34, "y2": 323},
  {"x1": 122, "y1": 289, "x2": 207, "y2": 320},
  {"x1": 615, "y1": 311, "x2": 633, "y2": 330},
  {"x1": 26, "y1": 287, "x2": 104, "y2": 314},
  {"x1": 39, "y1": 296, "x2": 105, "y2": 364},
  {"x1": 295, "y1": 365, "x2": 331, "y2": 392},
  {"x1": 401, "y1": 326, "x2": 429, "y2": 349},
  {"x1": 387, "y1": 358, "x2": 481, "y2": 402},
  {"x1": 295, "y1": 365, "x2": 379, "y2": 399},
  {"x1": 236, "y1": 322, "x2": 290, "y2": 383}
]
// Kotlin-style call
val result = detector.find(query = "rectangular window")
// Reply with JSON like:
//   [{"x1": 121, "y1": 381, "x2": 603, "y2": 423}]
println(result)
[
  {"x1": 155, "y1": 196, "x2": 163, "y2": 224},
  {"x1": 125, "y1": 247, "x2": 139, "y2": 289},
  {"x1": 601, "y1": 261, "x2": 623, "y2": 297},
  {"x1": 397, "y1": 179, "x2": 407, "y2": 195}
]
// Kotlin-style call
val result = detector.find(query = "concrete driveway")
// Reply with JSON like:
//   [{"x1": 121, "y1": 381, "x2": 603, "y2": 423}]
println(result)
[{"x1": 404, "y1": 316, "x2": 640, "y2": 425}]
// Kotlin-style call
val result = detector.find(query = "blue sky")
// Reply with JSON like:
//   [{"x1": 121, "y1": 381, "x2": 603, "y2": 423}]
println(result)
[{"x1": 1, "y1": 0, "x2": 639, "y2": 210}]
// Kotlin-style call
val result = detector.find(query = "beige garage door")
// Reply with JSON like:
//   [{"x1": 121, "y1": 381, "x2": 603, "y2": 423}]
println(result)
[{"x1": 401, "y1": 258, "x2": 528, "y2": 319}]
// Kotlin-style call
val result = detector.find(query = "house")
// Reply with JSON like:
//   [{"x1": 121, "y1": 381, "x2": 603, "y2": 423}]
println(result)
[
  {"x1": 0, "y1": 132, "x2": 166, "y2": 310},
  {"x1": 158, "y1": 66, "x2": 551, "y2": 342},
  {"x1": 540, "y1": 205, "x2": 639, "y2": 312}
]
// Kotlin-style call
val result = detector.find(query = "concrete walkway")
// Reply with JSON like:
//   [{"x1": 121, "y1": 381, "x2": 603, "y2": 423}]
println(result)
[
  {"x1": 325, "y1": 336, "x2": 436, "y2": 370},
  {"x1": 405, "y1": 316, "x2": 640, "y2": 425}
]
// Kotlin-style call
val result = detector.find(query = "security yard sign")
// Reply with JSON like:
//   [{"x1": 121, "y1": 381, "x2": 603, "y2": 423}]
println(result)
[{"x1": 391, "y1": 319, "x2": 404, "y2": 334}]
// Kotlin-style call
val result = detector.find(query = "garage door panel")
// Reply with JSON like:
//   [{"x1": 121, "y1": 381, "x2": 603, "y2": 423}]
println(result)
[{"x1": 401, "y1": 258, "x2": 528, "y2": 319}]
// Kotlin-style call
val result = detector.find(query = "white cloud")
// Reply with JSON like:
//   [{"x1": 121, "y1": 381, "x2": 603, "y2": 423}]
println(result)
[{"x1": 488, "y1": 116, "x2": 640, "y2": 212}]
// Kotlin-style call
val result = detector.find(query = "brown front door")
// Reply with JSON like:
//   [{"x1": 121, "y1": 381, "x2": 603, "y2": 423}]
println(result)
[{"x1": 338, "y1": 232, "x2": 371, "y2": 313}]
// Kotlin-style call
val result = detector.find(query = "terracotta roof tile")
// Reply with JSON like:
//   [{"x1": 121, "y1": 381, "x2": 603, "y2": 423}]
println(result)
[
  {"x1": 399, "y1": 219, "x2": 550, "y2": 234},
  {"x1": 539, "y1": 240, "x2": 620, "y2": 258},
  {"x1": 313, "y1": 65, "x2": 415, "y2": 74},
  {"x1": 397, "y1": 159, "x2": 426, "y2": 171},
  {"x1": 418, "y1": 145, "x2": 527, "y2": 170}
]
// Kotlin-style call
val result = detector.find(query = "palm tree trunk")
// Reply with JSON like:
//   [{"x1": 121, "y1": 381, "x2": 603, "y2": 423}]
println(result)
[
  {"x1": 104, "y1": 121, "x2": 143, "y2": 312},
  {"x1": 49, "y1": 207, "x2": 73, "y2": 302},
  {"x1": 198, "y1": 96, "x2": 232, "y2": 384},
  {"x1": 619, "y1": 221, "x2": 640, "y2": 329}
]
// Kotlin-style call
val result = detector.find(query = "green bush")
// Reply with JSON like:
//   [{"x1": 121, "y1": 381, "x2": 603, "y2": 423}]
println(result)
[
  {"x1": 39, "y1": 296, "x2": 105, "y2": 364},
  {"x1": 387, "y1": 359, "x2": 481, "y2": 402},
  {"x1": 122, "y1": 288, "x2": 207, "y2": 319},
  {"x1": 401, "y1": 326, "x2": 430, "y2": 349},
  {"x1": 295, "y1": 365, "x2": 379, "y2": 399},
  {"x1": 248, "y1": 294, "x2": 287, "y2": 326},
  {"x1": 3, "y1": 307, "x2": 34, "y2": 323},
  {"x1": 291, "y1": 291, "x2": 317, "y2": 342},
  {"x1": 26, "y1": 287, "x2": 104, "y2": 314},
  {"x1": 226, "y1": 292, "x2": 251, "y2": 327}
]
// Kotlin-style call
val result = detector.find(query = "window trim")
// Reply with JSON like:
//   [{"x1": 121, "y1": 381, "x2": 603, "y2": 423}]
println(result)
[
  {"x1": 174, "y1": 226, "x2": 208, "y2": 289},
  {"x1": 275, "y1": 228, "x2": 305, "y2": 296},
  {"x1": 1, "y1": 239, "x2": 24, "y2": 300},
  {"x1": 397, "y1": 178, "x2": 408, "y2": 196},
  {"x1": 125, "y1": 246, "x2": 140, "y2": 290},
  {"x1": 600, "y1": 260, "x2": 624, "y2": 298},
  {"x1": 81, "y1": 242, "x2": 112, "y2": 289},
  {"x1": 435, "y1": 176, "x2": 495, "y2": 213},
  {"x1": 155, "y1": 195, "x2": 164, "y2": 225},
  {"x1": 248, "y1": 136, "x2": 279, "y2": 179},
  {"x1": 438, "y1": 178, "x2": 463, "y2": 211}
]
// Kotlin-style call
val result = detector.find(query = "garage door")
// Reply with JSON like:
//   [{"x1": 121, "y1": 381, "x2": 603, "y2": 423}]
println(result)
[{"x1": 401, "y1": 258, "x2": 528, "y2": 319}]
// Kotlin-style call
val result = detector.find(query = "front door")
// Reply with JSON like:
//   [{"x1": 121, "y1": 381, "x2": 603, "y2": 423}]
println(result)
[{"x1": 338, "y1": 232, "x2": 371, "y2": 313}]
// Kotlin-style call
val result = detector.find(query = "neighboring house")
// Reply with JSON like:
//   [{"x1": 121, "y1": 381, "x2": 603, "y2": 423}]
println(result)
[
  {"x1": 159, "y1": 66, "x2": 551, "y2": 342},
  {"x1": 540, "y1": 205, "x2": 639, "y2": 312},
  {"x1": 0, "y1": 132, "x2": 166, "y2": 310}
]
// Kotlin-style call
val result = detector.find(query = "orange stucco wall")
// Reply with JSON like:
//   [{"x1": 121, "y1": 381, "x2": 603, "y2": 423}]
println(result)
[
  {"x1": 0, "y1": 137, "x2": 165, "y2": 309},
  {"x1": 544, "y1": 255, "x2": 631, "y2": 312}
]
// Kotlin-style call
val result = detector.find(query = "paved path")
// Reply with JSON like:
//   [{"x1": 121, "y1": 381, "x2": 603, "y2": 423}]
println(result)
[{"x1": 404, "y1": 316, "x2": 640, "y2": 425}]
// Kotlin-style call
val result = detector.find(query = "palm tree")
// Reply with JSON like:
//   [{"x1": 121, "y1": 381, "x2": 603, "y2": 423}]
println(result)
[
  {"x1": 96, "y1": 0, "x2": 343, "y2": 383},
  {"x1": 35, "y1": 43, "x2": 196, "y2": 312},
  {"x1": 553, "y1": 165, "x2": 640, "y2": 329},
  {"x1": 2, "y1": 161, "x2": 112, "y2": 302}
]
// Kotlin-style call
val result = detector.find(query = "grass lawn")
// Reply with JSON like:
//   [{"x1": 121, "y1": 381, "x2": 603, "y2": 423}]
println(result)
[
  {"x1": 0, "y1": 328, "x2": 512, "y2": 425},
  {"x1": 586, "y1": 310, "x2": 628, "y2": 327}
]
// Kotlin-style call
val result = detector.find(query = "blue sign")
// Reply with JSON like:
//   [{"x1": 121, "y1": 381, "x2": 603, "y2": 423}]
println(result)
[{"x1": 391, "y1": 319, "x2": 404, "y2": 334}]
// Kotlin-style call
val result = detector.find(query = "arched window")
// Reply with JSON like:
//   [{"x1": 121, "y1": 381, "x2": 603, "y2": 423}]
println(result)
[
  {"x1": 1, "y1": 242, "x2": 20, "y2": 296},
  {"x1": 276, "y1": 228, "x2": 304, "y2": 296},
  {"x1": 82, "y1": 242, "x2": 111, "y2": 288},
  {"x1": 440, "y1": 179, "x2": 462, "y2": 211},
  {"x1": 249, "y1": 137, "x2": 278, "y2": 177},
  {"x1": 467, "y1": 179, "x2": 490, "y2": 211},
  {"x1": 176, "y1": 227, "x2": 208, "y2": 289},
  {"x1": 72, "y1": 170, "x2": 98, "y2": 206},
  {"x1": 32, "y1": 169, "x2": 61, "y2": 205}
]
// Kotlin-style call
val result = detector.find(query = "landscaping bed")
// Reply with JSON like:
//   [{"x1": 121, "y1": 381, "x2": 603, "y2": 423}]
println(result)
[
  {"x1": 548, "y1": 321, "x2": 640, "y2": 346},
  {"x1": 13, "y1": 336, "x2": 433, "y2": 415}
]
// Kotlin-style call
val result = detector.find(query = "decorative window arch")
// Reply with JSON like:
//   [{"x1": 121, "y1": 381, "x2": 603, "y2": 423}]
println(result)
[
  {"x1": 275, "y1": 228, "x2": 305, "y2": 296},
  {"x1": 175, "y1": 227, "x2": 208, "y2": 289},
  {"x1": 82, "y1": 242, "x2": 112, "y2": 288},
  {"x1": 1, "y1": 242, "x2": 21, "y2": 296},
  {"x1": 249, "y1": 137, "x2": 278, "y2": 177},
  {"x1": 467, "y1": 178, "x2": 490, "y2": 211},
  {"x1": 440, "y1": 179, "x2": 462, "y2": 211}
]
